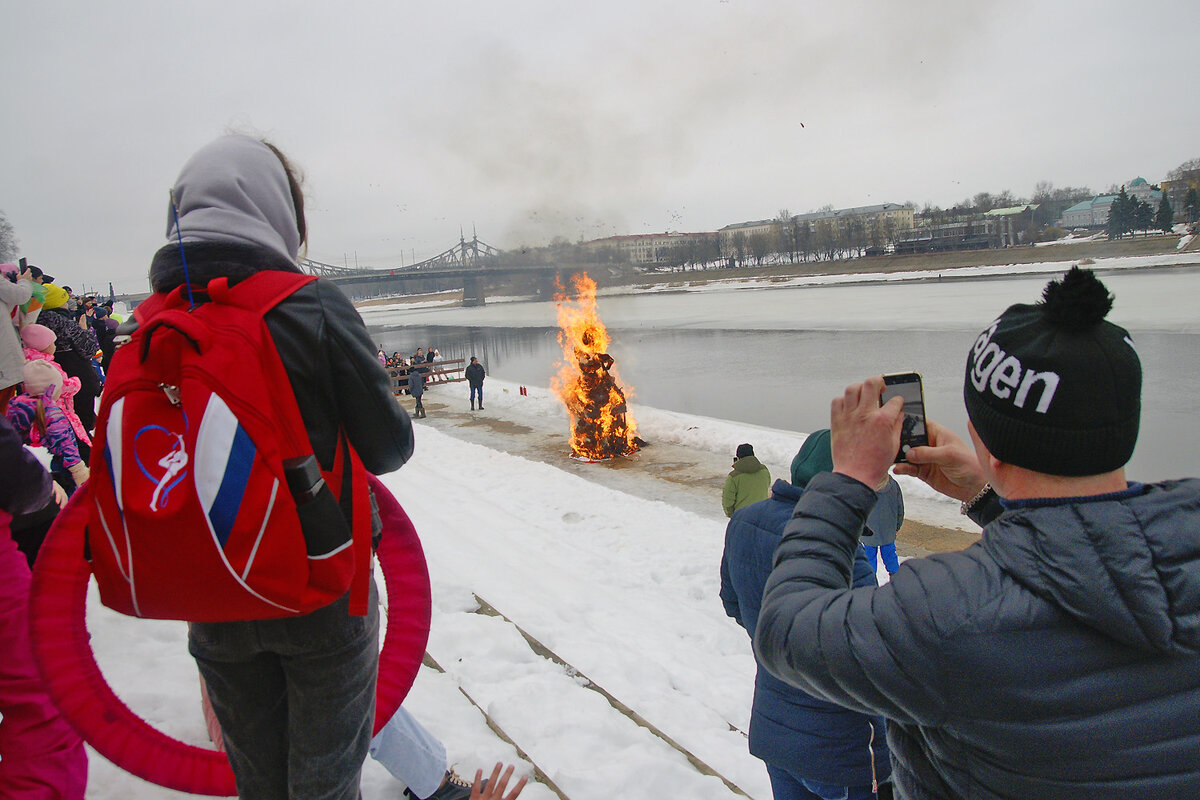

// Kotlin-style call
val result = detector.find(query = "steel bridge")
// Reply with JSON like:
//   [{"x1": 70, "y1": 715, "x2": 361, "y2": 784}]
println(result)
[
  {"x1": 298, "y1": 233, "x2": 575, "y2": 306},
  {"x1": 299, "y1": 233, "x2": 504, "y2": 279},
  {"x1": 111, "y1": 233, "x2": 603, "y2": 308}
]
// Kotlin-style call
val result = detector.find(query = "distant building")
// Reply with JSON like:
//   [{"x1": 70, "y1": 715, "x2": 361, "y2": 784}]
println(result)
[
  {"x1": 983, "y1": 204, "x2": 1039, "y2": 246},
  {"x1": 581, "y1": 231, "x2": 718, "y2": 265},
  {"x1": 1061, "y1": 179, "x2": 1163, "y2": 229},
  {"x1": 893, "y1": 218, "x2": 1000, "y2": 255},
  {"x1": 717, "y1": 219, "x2": 778, "y2": 255},
  {"x1": 1161, "y1": 171, "x2": 1200, "y2": 222},
  {"x1": 1126, "y1": 177, "x2": 1160, "y2": 204},
  {"x1": 718, "y1": 203, "x2": 914, "y2": 257},
  {"x1": 1061, "y1": 198, "x2": 1108, "y2": 229},
  {"x1": 791, "y1": 203, "x2": 914, "y2": 235}
]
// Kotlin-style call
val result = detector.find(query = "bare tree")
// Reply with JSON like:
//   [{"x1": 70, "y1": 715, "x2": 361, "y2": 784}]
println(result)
[
  {"x1": 0, "y1": 210, "x2": 18, "y2": 262},
  {"x1": 869, "y1": 218, "x2": 886, "y2": 253},
  {"x1": 890, "y1": 218, "x2": 904, "y2": 249},
  {"x1": 1166, "y1": 158, "x2": 1200, "y2": 182},
  {"x1": 775, "y1": 209, "x2": 797, "y2": 263},
  {"x1": 815, "y1": 220, "x2": 840, "y2": 261},
  {"x1": 796, "y1": 222, "x2": 813, "y2": 263},
  {"x1": 731, "y1": 232, "x2": 747, "y2": 267},
  {"x1": 748, "y1": 233, "x2": 772, "y2": 265}
]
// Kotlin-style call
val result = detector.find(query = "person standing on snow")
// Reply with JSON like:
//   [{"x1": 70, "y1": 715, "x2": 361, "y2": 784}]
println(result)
[
  {"x1": 151, "y1": 134, "x2": 415, "y2": 800},
  {"x1": 465, "y1": 356, "x2": 485, "y2": 410},
  {"x1": 723, "y1": 442, "x2": 771, "y2": 517},
  {"x1": 408, "y1": 360, "x2": 427, "y2": 418},
  {"x1": 721, "y1": 428, "x2": 892, "y2": 800},
  {"x1": 860, "y1": 476, "x2": 903, "y2": 575},
  {"x1": 755, "y1": 268, "x2": 1200, "y2": 799}
]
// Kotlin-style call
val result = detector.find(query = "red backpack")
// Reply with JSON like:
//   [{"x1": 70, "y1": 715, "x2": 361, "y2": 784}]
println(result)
[{"x1": 87, "y1": 271, "x2": 371, "y2": 622}]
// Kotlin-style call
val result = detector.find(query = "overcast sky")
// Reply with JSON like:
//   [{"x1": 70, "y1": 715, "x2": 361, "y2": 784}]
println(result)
[{"x1": 3, "y1": 0, "x2": 1198, "y2": 294}]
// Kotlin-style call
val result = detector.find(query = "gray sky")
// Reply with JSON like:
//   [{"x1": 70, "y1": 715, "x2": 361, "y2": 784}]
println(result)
[{"x1": 3, "y1": 0, "x2": 1197, "y2": 294}]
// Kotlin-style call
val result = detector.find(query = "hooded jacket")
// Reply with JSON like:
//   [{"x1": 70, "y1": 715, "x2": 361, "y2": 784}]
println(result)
[
  {"x1": 721, "y1": 478, "x2": 890, "y2": 787},
  {"x1": 756, "y1": 471, "x2": 1200, "y2": 800},
  {"x1": 148, "y1": 135, "x2": 412, "y2": 478},
  {"x1": 723, "y1": 455, "x2": 771, "y2": 517},
  {"x1": 1, "y1": 273, "x2": 33, "y2": 391},
  {"x1": 407, "y1": 366, "x2": 425, "y2": 399}
]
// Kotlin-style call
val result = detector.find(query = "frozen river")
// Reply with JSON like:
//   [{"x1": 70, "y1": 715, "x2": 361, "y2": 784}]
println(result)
[{"x1": 363, "y1": 266, "x2": 1200, "y2": 482}]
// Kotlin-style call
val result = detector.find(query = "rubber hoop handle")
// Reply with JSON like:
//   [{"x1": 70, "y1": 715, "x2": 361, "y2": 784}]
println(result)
[{"x1": 29, "y1": 479, "x2": 430, "y2": 795}]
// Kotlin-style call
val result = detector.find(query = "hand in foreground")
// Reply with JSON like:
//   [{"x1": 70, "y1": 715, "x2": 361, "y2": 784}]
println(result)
[
  {"x1": 471, "y1": 763, "x2": 527, "y2": 800},
  {"x1": 67, "y1": 462, "x2": 90, "y2": 487},
  {"x1": 893, "y1": 418, "x2": 986, "y2": 503},
  {"x1": 51, "y1": 481, "x2": 69, "y2": 509},
  {"x1": 831, "y1": 376, "x2": 903, "y2": 491}
]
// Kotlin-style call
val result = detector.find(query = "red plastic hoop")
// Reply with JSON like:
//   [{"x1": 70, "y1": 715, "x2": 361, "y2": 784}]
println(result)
[{"x1": 29, "y1": 477, "x2": 430, "y2": 796}]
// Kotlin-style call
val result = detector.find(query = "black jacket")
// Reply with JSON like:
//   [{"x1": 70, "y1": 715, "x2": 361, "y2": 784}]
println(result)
[
  {"x1": 464, "y1": 362, "x2": 485, "y2": 387},
  {"x1": 149, "y1": 242, "x2": 413, "y2": 475},
  {"x1": 755, "y1": 471, "x2": 1200, "y2": 800}
]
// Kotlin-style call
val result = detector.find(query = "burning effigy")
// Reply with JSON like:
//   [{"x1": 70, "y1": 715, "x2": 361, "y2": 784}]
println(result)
[{"x1": 550, "y1": 273, "x2": 641, "y2": 460}]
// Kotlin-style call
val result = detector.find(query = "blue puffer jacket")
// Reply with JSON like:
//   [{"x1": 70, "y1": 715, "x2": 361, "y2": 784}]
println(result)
[
  {"x1": 721, "y1": 478, "x2": 890, "y2": 787},
  {"x1": 756, "y1": 472, "x2": 1200, "y2": 800}
]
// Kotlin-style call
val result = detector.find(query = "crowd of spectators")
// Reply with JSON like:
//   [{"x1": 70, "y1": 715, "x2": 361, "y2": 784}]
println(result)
[{"x1": 1, "y1": 261, "x2": 121, "y2": 794}]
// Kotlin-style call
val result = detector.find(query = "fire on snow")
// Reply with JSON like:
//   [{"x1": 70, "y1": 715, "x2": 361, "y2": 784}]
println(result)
[{"x1": 550, "y1": 273, "x2": 640, "y2": 460}]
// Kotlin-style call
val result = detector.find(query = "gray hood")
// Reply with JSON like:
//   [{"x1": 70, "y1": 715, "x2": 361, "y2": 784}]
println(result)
[
  {"x1": 167, "y1": 134, "x2": 300, "y2": 266},
  {"x1": 983, "y1": 479, "x2": 1200, "y2": 655}
]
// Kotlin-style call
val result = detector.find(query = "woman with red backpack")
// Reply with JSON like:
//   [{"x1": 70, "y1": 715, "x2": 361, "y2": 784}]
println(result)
[{"x1": 148, "y1": 134, "x2": 415, "y2": 799}]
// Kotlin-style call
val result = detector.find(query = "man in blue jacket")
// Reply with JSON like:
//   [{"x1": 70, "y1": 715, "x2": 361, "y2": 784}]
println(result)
[
  {"x1": 755, "y1": 268, "x2": 1200, "y2": 799},
  {"x1": 722, "y1": 428, "x2": 891, "y2": 799}
]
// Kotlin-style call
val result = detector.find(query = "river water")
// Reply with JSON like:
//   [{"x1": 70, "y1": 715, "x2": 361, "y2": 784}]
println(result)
[{"x1": 364, "y1": 267, "x2": 1200, "y2": 482}]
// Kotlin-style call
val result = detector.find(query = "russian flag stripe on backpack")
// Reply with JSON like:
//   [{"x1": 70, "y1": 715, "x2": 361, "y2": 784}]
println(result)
[{"x1": 87, "y1": 270, "x2": 370, "y2": 622}]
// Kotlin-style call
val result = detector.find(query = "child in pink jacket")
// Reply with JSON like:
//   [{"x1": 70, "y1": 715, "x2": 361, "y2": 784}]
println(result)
[{"x1": 20, "y1": 323, "x2": 91, "y2": 447}]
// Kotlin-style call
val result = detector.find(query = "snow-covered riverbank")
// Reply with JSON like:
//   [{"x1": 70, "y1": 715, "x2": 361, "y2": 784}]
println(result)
[{"x1": 82, "y1": 378, "x2": 959, "y2": 800}]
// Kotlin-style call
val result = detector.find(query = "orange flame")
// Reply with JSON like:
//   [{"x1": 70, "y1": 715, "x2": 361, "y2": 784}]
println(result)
[{"x1": 550, "y1": 273, "x2": 639, "y2": 459}]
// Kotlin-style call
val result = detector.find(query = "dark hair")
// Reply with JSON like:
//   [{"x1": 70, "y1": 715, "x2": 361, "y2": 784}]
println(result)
[{"x1": 261, "y1": 140, "x2": 307, "y2": 248}]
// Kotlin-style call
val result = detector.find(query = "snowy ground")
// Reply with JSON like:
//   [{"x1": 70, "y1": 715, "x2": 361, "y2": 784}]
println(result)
[
  {"x1": 75, "y1": 252, "x2": 1199, "y2": 798},
  {"x1": 79, "y1": 379, "x2": 947, "y2": 800}
]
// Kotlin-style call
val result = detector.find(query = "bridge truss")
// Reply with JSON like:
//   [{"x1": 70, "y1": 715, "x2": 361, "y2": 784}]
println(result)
[{"x1": 298, "y1": 233, "x2": 503, "y2": 278}]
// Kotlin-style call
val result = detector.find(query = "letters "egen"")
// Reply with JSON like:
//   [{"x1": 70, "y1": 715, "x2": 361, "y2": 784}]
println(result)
[{"x1": 969, "y1": 320, "x2": 1059, "y2": 414}]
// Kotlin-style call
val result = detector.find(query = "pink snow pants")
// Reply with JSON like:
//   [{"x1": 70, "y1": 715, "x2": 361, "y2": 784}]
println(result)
[{"x1": 0, "y1": 516, "x2": 87, "y2": 799}]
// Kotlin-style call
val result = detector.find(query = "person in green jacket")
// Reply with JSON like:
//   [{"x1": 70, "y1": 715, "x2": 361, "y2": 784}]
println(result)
[{"x1": 723, "y1": 443, "x2": 771, "y2": 517}]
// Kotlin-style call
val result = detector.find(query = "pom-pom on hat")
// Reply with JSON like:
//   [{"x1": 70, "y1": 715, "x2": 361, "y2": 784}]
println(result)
[
  {"x1": 963, "y1": 267, "x2": 1141, "y2": 476},
  {"x1": 20, "y1": 324, "x2": 56, "y2": 352}
]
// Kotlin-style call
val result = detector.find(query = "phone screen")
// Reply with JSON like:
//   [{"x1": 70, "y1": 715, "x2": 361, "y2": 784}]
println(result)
[{"x1": 881, "y1": 372, "x2": 929, "y2": 462}]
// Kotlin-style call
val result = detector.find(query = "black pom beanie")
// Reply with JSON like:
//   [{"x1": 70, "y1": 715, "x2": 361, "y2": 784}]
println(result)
[{"x1": 963, "y1": 267, "x2": 1141, "y2": 476}]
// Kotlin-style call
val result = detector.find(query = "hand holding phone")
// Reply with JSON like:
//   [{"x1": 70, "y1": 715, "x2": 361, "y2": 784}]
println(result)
[
  {"x1": 881, "y1": 372, "x2": 929, "y2": 463},
  {"x1": 830, "y1": 376, "x2": 906, "y2": 490}
]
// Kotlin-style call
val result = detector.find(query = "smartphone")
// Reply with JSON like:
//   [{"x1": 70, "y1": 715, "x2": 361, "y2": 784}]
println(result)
[{"x1": 881, "y1": 371, "x2": 929, "y2": 463}]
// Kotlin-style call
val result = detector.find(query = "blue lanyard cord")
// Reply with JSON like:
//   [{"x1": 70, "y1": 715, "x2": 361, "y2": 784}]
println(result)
[{"x1": 168, "y1": 189, "x2": 197, "y2": 310}]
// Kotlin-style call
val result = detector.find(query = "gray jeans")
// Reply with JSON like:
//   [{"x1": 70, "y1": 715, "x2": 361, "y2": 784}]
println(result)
[{"x1": 189, "y1": 579, "x2": 380, "y2": 800}]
